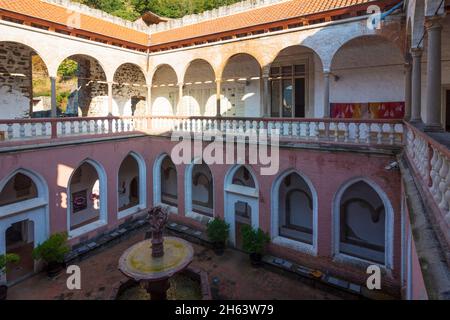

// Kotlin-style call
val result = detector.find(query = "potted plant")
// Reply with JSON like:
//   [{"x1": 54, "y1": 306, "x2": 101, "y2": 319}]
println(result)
[
  {"x1": 206, "y1": 218, "x2": 230, "y2": 255},
  {"x1": 0, "y1": 253, "x2": 20, "y2": 300},
  {"x1": 33, "y1": 232, "x2": 70, "y2": 277},
  {"x1": 242, "y1": 225, "x2": 270, "y2": 267}
]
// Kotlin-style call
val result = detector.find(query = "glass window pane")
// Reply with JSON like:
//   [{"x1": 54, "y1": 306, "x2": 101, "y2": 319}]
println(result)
[
  {"x1": 282, "y1": 80, "x2": 293, "y2": 118},
  {"x1": 282, "y1": 66, "x2": 292, "y2": 76},
  {"x1": 294, "y1": 65, "x2": 306, "y2": 75}
]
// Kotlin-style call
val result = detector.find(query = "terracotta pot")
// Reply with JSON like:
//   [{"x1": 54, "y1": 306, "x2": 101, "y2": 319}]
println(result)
[
  {"x1": 0, "y1": 285, "x2": 7, "y2": 300},
  {"x1": 47, "y1": 262, "x2": 64, "y2": 278},
  {"x1": 249, "y1": 253, "x2": 263, "y2": 267},
  {"x1": 212, "y1": 242, "x2": 225, "y2": 256}
]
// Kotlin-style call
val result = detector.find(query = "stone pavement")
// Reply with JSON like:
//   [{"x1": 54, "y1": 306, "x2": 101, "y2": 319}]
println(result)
[{"x1": 8, "y1": 230, "x2": 351, "y2": 300}]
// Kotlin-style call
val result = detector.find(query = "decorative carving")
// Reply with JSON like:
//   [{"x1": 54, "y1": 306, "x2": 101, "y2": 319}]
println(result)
[{"x1": 148, "y1": 206, "x2": 169, "y2": 258}]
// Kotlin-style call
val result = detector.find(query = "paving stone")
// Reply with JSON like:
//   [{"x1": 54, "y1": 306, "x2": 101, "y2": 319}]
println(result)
[
  {"x1": 349, "y1": 283, "x2": 361, "y2": 293},
  {"x1": 7, "y1": 230, "x2": 351, "y2": 301},
  {"x1": 87, "y1": 242, "x2": 97, "y2": 249},
  {"x1": 326, "y1": 276, "x2": 349, "y2": 289}
]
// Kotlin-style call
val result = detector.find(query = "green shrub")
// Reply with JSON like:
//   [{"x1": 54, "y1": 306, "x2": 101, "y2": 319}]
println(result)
[
  {"x1": 0, "y1": 254, "x2": 20, "y2": 273},
  {"x1": 32, "y1": 232, "x2": 70, "y2": 264},
  {"x1": 206, "y1": 218, "x2": 230, "y2": 244},
  {"x1": 242, "y1": 225, "x2": 270, "y2": 255}
]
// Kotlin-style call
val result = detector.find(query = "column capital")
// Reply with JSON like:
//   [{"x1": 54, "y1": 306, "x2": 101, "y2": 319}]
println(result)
[
  {"x1": 410, "y1": 47, "x2": 423, "y2": 57},
  {"x1": 323, "y1": 69, "x2": 331, "y2": 75},
  {"x1": 215, "y1": 78, "x2": 222, "y2": 83},
  {"x1": 404, "y1": 61, "x2": 412, "y2": 70},
  {"x1": 177, "y1": 82, "x2": 184, "y2": 87},
  {"x1": 425, "y1": 15, "x2": 443, "y2": 31}
]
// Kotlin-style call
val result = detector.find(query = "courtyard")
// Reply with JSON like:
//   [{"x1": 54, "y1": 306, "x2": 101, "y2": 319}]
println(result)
[{"x1": 7, "y1": 226, "x2": 351, "y2": 300}]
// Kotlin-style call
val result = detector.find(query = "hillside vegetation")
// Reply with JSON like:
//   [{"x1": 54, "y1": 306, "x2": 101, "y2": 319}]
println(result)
[{"x1": 73, "y1": 0, "x2": 242, "y2": 20}]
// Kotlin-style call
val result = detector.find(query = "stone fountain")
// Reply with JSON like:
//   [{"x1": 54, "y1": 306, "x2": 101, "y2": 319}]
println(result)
[{"x1": 118, "y1": 206, "x2": 194, "y2": 300}]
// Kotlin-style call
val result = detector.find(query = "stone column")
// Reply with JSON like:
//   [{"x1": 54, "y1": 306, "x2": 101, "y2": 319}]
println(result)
[
  {"x1": 107, "y1": 82, "x2": 113, "y2": 116},
  {"x1": 177, "y1": 82, "x2": 184, "y2": 116},
  {"x1": 50, "y1": 76, "x2": 57, "y2": 117},
  {"x1": 262, "y1": 67, "x2": 270, "y2": 117},
  {"x1": 404, "y1": 61, "x2": 412, "y2": 120},
  {"x1": 410, "y1": 48, "x2": 423, "y2": 123},
  {"x1": 323, "y1": 70, "x2": 331, "y2": 118},
  {"x1": 424, "y1": 17, "x2": 443, "y2": 131},
  {"x1": 146, "y1": 85, "x2": 152, "y2": 115},
  {"x1": 216, "y1": 78, "x2": 222, "y2": 117}
]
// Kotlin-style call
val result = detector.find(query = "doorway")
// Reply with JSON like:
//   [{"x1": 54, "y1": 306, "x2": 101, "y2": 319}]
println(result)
[
  {"x1": 234, "y1": 201, "x2": 252, "y2": 250},
  {"x1": 5, "y1": 220, "x2": 35, "y2": 283}
]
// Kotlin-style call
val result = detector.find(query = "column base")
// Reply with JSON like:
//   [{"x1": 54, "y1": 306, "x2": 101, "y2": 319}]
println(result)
[
  {"x1": 409, "y1": 119, "x2": 424, "y2": 129},
  {"x1": 423, "y1": 123, "x2": 444, "y2": 132}
]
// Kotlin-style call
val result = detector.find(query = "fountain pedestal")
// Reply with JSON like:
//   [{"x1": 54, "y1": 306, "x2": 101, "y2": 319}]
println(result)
[{"x1": 118, "y1": 207, "x2": 194, "y2": 300}]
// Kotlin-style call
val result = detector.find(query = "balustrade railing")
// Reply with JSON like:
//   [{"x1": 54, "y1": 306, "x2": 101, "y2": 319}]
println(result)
[
  {"x1": 151, "y1": 116, "x2": 404, "y2": 146},
  {"x1": 0, "y1": 115, "x2": 404, "y2": 147},
  {"x1": 0, "y1": 116, "x2": 146, "y2": 143},
  {"x1": 405, "y1": 122, "x2": 450, "y2": 227}
]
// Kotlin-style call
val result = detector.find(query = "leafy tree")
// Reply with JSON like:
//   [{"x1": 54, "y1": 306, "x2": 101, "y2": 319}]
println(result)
[
  {"x1": 75, "y1": 0, "x2": 243, "y2": 20},
  {"x1": 57, "y1": 59, "x2": 78, "y2": 79}
]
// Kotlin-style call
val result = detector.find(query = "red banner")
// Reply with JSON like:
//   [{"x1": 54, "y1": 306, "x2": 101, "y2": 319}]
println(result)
[{"x1": 330, "y1": 102, "x2": 405, "y2": 119}]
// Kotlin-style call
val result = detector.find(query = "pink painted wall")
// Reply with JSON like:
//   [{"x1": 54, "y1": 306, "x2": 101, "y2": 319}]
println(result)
[{"x1": 0, "y1": 135, "x2": 402, "y2": 293}]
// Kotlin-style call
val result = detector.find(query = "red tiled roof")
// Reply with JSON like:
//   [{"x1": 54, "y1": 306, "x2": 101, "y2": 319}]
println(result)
[
  {"x1": 0, "y1": 0, "x2": 381, "y2": 47},
  {"x1": 0, "y1": 0, "x2": 149, "y2": 46},
  {"x1": 150, "y1": 0, "x2": 377, "y2": 45}
]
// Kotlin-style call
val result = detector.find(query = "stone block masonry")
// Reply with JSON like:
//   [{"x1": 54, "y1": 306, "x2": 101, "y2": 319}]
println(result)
[{"x1": 0, "y1": 42, "x2": 33, "y2": 118}]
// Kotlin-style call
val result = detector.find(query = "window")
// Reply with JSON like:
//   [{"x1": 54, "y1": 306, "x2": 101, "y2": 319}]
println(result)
[
  {"x1": 118, "y1": 155, "x2": 140, "y2": 212},
  {"x1": 161, "y1": 156, "x2": 178, "y2": 207},
  {"x1": 69, "y1": 163, "x2": 102, "y2": 231},
  {"x1": 270, "y1": 64, "x2": 307, "y2": 118},
  {"x1": 232, "y1": 166, "x2": 255, "y2": 189},
  {"x1": 0, "y1": 173, "x2": 38, "y2": 206},
  {"x1": 339, "y1": 181, "x2": 386, "y2": 264},
  {"x1": 191, "y1": 164, "x2": 214, "y2": 216},
  {"x1": 278, "y1": 173, "x2": 314, "y2": 244}
]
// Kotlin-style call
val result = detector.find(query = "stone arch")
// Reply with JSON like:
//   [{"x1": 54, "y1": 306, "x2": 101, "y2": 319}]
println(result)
[
  {"x1": 330, "y1": 35, "x2": 405, "y2": 112},
  {"x1": 333, "y1": 177, "x2": 394, "y2": 269},
  {"x1": 118, "y1": 151, "x2": 147, "y2": 219},
  {"x1": 0, "y1": 41, "x2": 51, "y2": 118},
  {"x1": 151, "y1": 64, "x2": 179, "y2": 116},
  {"x1": 67, "y1": 158, "x2": 108, "y2": 238},
  {"x1": 224, "y1": 164, "x2": 259, "y2": 191},
  {"x1": 0, "y1": 168, "x2": 49, "y2": 283},
  {"x1": 218, "y1": 53, "x2": 262, "y2": 80},
  {"x1": 181, "y1": 59, "x2": 217, "y2": 116},
  {"x1": 0, "y1": 168, "x2": 49, "y2": 205},
  {"x1": 55, "y1": 54, "x2": 108, "y2": 117},
  {"x1": 149, "y1": 63, "x2": 179, "y2": 85},
  {"x1": 113, "y1": 63, "x2": 148, "y2": 116},
  {"x1": 219, "y1": 53, "x2": 262, "y2": 117},
  {"x1": 271, "y1": 168, "x2": 318, "y2": 255},
  {"x1": 266, "y1": 45, "x2": 324, "y2": 118}
]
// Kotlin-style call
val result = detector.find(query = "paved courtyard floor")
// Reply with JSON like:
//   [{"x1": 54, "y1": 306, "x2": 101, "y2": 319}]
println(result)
[{"x1": 8, "y1": 230, "x2": 350, "y2": 300}]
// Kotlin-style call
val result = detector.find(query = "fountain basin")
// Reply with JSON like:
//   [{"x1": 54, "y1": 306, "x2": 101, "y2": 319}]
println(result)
[
  {"x1": 119, "y1": 236, "x2": 194, "y2": 281},
  {"x1": 113, "y1": 266, "x2": 212, "y2": 300}
]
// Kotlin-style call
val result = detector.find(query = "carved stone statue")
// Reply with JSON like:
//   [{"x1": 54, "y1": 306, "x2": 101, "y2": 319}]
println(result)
[{"x1": 148, "y1": 206, "x2": 168, "y2": 258}]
